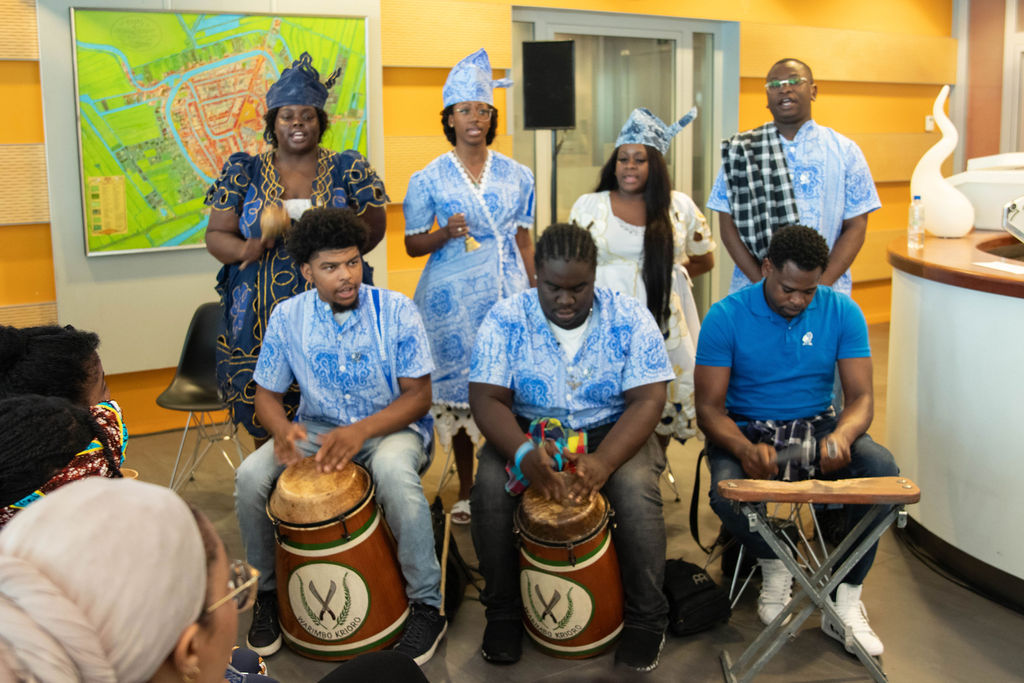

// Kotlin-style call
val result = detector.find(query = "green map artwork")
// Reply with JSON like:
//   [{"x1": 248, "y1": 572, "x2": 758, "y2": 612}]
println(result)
[{"x1": 72, "y1": 10, "x2": 368, "y2": 255}]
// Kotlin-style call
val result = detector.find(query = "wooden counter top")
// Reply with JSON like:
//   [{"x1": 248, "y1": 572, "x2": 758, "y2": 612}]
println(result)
[{"x1": 887, "y1": 231, "x2": 1024, "y2": 299}]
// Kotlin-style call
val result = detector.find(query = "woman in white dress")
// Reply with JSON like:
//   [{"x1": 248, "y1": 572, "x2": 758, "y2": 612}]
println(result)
[{"x1": 569, "y1": 107, "x2": 715, "y2": 442}]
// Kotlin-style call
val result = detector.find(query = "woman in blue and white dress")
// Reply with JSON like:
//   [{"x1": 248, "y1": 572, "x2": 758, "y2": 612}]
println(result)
[{"x1": 404, "y1": 49, "x2": 535, "y2": 523}]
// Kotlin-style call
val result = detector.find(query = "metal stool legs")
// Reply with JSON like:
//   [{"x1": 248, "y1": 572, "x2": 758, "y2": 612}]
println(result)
[
  {"x1": 720, "y1": 501, "x2": 907, "y2": 683},
  {"x1": 168, "y1": 411, "x2": 246, "y2": 492}
]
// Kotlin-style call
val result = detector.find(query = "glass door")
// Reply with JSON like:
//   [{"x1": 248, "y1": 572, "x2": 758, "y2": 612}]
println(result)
[{"x1": 512, "y1": 8, "x2": 737, "y2": 307}]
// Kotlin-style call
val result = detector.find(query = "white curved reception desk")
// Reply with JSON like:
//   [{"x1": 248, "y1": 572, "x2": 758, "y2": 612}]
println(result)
[{"x1": 887, "y1": 233, "x2": 1024, "y2": 608}]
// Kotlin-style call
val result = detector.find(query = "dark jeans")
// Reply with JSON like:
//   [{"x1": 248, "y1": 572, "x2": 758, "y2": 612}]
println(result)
[
  {"x1": 470, "y1": 437, "x2": 669, "y2": 634},
  {"x1": 707, "y1": 416, "x2": 898, "y2": 586}
]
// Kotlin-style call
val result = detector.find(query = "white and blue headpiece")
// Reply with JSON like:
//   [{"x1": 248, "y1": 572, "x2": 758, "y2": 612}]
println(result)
[
  {"x1": 615, "y1": 106, "x2": 698, "y2": 156},
  {"x1": 443, "y1": 48, "x2": 513, "y2": 107}
]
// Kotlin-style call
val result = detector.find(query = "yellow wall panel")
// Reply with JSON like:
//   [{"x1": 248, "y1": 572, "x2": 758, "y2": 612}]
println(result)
[
  {"x1": 387, "y1": 268, "x2": 421, "y2": 301},
  {"x1": 382, "y1": 67, "x2": 509, "y2": 137},
  {"x1": 851, "y1": 279, "x2": 892, "y2": 325},
  {"x1": 0, "y1": 61, "x2": 44, "y2": 143},
  {"x1": 106, "y1": 367, "x2": 195, "y2": 437},
  {"x1": 852, "y1": 227, "x2": 903, "y2": 282},
  {"x1": 848, "y1": 132, "x2": 949, "y2": 183},
  {"x1": 0, "y1": 223, "x2": 55, "y2": 305},
  {"x1": 0, "y1": 0, "x2": 40, "y2": 60},
  {"x1": 741, "y1": 23, "x2": 956, "y2": 84},
  {"x1": 385, "y1": 203, "x2": 424, "y2": 272},
  {"x1": 482, "y1": 0, "x2": 950, "y2": 37},
  {"x1": 0, "y1": 144, "x2": 49, "y2": 225},
  {"x1": 384, "y1": 133, "x2": 514, "y2": 202},
  {"x1": 381, "y1": 0, "x2": 512, "y2": 67}
]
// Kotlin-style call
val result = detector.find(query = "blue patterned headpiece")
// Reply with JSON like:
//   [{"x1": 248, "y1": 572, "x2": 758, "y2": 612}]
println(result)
[
  {"x1": 615, "y1": 106, "x2": 698, "y2": 156},
  {"x1": 443, "y1": 48, "x2": 513, "y2": 107},
  {"x1": 266, "y1": 52, "x2": 341, "y2": 110}
]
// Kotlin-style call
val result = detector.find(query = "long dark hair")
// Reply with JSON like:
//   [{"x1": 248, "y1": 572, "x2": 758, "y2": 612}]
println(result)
[{"x1": 596, "y1": 144, "x2": 674, "y2": 328}]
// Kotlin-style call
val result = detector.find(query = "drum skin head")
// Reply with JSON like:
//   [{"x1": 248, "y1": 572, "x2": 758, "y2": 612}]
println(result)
[
  {"x1": 269, "y1": 458, "x2": 370, "y2": 525},
  {"x1": 519, "y1": 473, "x2": 608, "y2": 544}
]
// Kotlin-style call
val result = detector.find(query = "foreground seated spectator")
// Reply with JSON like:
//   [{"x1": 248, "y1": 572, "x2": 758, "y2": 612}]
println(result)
[{"x1": 694, "y1": 224, "x2": 898, "y2": 656}]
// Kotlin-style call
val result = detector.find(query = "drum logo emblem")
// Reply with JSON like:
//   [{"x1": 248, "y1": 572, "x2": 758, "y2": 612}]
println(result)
[
  {"x1": 289, "y1": 563, "x2": 370, "y2": 641},
  {"x1": 522, "y1": 570, "x2": 593, "y2": 640}
]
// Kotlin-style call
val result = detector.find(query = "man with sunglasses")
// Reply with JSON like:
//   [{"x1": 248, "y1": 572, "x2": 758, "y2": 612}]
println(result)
[{"x1": 707, "y1": 58, "x2": 881, "y2": 296}]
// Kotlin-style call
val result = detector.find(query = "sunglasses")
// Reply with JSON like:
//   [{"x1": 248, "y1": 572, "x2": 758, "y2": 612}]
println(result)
[{"x1": 205, "y1": 560, "x2": 260, "y2": 614}]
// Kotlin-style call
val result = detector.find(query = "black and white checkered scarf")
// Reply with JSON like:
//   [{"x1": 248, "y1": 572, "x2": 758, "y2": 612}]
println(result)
[{"x1": 721, "y1": 123, "x2": 801, "y2": 261}]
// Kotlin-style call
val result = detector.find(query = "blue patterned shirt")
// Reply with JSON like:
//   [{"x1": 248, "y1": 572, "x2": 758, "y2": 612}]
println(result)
[
  {"x1": 254, "y1": 287, "x2": 434, "y2": 446},
  {"x1": 708, "y1": 120, "x2": 881, "y2": 294},
  {"x1": 470, "y1": 288, "x2": 674, "y2": 430}
]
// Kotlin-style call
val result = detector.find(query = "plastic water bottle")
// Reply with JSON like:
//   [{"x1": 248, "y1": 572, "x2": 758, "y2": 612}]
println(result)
[{"x1": 908, "y1": 195, "x2": 925, "y2": 250}]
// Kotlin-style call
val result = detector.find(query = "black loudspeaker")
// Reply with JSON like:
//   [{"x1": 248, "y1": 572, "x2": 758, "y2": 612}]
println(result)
[{"x1": 522, "y1": 41, "x2": 575, "y2": 130}]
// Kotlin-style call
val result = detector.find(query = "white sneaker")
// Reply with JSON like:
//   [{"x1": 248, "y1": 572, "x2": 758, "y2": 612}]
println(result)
[
  {"x1": 757, "y1": 558, "x2": 793, "y2": 625},
  {"x1": 821, "y1": 583, "x2": 884, "y2": 657}
]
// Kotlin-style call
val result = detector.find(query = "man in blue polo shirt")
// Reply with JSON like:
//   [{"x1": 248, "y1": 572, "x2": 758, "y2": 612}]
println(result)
[
  {"x1": 694, "y1": 225, "x2": 897, "y2": 657},
  {"x1": 233, "y1": 207, "x2": 445, "y2": 666}
]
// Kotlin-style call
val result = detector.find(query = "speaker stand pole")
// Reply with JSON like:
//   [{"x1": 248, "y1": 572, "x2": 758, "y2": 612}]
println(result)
[{"x1": 550, "y1": 130, "x2": 559, "y2": 224}]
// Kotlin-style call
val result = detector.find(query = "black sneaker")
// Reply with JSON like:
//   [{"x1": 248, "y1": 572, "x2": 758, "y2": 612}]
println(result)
[
  {"x1": 614, "y1": 626, "x2": 665, "y2": 672},
  {"x1": 480, "y1": 619, "x2": 523, "y2": 664},
  {"x1": 394, "y1": 602, "x2": 447, "y2": 666},
  {"x1": 246, "y1": 590, "x2": 282, "y2": 656}
]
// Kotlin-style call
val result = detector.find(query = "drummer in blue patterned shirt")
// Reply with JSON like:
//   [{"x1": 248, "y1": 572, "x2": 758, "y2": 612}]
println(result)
[
  {"x1": 469, "y1": 223, "x2": 674, "y2": 672},
  {"x1": 233, "y1": 207, "x2": 446, "y2": 666}
]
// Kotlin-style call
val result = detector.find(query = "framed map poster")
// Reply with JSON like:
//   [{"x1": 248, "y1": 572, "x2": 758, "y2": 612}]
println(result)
[{"x1": 71, "y1": 10, "x2": 368, "y2": 255}]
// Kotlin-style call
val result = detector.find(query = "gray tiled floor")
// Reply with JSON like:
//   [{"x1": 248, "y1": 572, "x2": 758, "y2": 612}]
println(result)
[{"x1": 133, "y1": 324, "x2": 1024, "y2": 682}]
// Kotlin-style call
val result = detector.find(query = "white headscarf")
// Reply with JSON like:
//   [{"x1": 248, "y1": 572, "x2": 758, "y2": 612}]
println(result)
[{"x1": 0, "y1": 478, "x2": 207, "y2": 682}]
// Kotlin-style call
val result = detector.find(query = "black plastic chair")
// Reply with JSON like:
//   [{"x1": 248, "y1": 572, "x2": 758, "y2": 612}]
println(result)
[{"x1": 157, "y1": 302, "x2": 245, "y2": 491}]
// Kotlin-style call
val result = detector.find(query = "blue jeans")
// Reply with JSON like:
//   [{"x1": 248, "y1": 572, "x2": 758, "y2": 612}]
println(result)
[
  {"x1": 707, "y1": 416, "x2": 898, "y2": 586},
  {"x1": 470, "y1": 436, "x2": 669, "y2": 634},
  {"x1": 235, "y1": 423, "x2": 442, "y2": 609}
]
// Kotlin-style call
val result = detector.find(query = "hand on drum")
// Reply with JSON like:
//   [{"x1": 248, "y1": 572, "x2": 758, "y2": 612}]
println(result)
[
  {"x1": 521, "y1": 440, "x2": 568, "y2": 501},
  {"x1": 739, "y1": 442, "x2": 778, "y2": 480},
  {"x1": 568, "y1": 456, "x2": 613, "y2": 504},
  {"x1": 313, "y1": 424, "x2": 367, "y2": 473},
  {"x1": 274, "y1": 423, "x2": 308, "y2": 466}
]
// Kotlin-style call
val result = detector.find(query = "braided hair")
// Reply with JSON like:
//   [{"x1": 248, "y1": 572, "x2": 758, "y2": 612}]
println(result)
[
  {"x1": 596, "y1": 145, "x2": 675, "y2": 328},
  {"x1": 0, "y1": 395, "x2": 95, "y2": 506},
  {"x1": 0, "y1": 325, "x2": 101, "y2": 406},
  {"x1": 534, "y1": 223, "x2": 598, "y2": 272}
]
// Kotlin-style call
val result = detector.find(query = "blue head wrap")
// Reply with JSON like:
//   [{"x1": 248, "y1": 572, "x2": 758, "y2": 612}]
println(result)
[
  {"x1": 266, "y1": 52, "x2": 340, "y2": 110},
  {"x1": 443, "y1": 48, "x2": 513, "y2": 108},
  {"x1": 614, "y1": 106, "x2": 698, "y2": 156}
]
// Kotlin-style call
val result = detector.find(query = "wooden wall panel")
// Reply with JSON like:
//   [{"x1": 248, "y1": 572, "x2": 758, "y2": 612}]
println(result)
[
  {"x1": 0, "y1": 223, "x2": 55, "y2": 305},
  {"x1": 0, "y1": 144, "x2": 49, "y2": 225},
  {"x1": 0, "y1": 302, "x2": 57, "y2": 327},
  {"x1": 741, "y1": 23, "x2": 957, "y2": 85},
  {"x1": 852, "y1": 227, "x2": 903, "y2": 282},
  {"x1": 381, "y1": 0, "x2": 512, "y2": 68},
  {"x1": 383, "y1": 134, "x2": 515, "y2": 202},
  {"x1": 0, "y1": 0, "x2": 39, "y2": 60},
  {"x1": 848, "y1": 132, "x2": 953, "y2": 183}
]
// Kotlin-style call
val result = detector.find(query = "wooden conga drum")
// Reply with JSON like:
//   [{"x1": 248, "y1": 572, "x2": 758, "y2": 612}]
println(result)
[
  {"x1": 514, "y1": 476, "x2": 624, "y2": 658},
  {"x1": 268, "y1": 459, "x2": 408, "y2": 660}
]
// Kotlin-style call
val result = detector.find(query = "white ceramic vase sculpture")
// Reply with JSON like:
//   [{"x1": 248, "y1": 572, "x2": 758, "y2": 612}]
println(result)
[{"x1": 910, "y1": 85, "x2": 975, "y2": 237}]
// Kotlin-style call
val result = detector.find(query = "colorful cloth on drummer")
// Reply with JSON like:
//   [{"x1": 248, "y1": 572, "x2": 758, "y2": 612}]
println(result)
[
  {"x1": 205, "y1": 148, "x2": 388, "y2": 439},
  {"x1": 505, "y1": 418, "x2": 588, "y2": 495},
  {"x1": 0, "y1": 401, "x2": 126, "y2": 528}
]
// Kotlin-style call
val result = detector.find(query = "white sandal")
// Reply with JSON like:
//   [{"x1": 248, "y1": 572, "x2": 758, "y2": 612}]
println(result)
[{"x1": 451, "y1": 499, "x2": 471, "y2": 525}]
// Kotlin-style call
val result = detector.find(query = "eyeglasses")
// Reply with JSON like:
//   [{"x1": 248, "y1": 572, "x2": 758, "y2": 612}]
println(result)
[
  {"x1": 454, "y1": 105, "x2": 495, "y2": 119},
  {"x1": 765, "y1": 76, "x2": 809, "y2": 91},
  {"x1": 205, "y1": 560, "x2": 260, "y2": 614}
]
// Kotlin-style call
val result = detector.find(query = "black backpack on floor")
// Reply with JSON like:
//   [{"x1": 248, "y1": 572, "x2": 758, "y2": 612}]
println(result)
[{"x1": 663, "y1": 557, "x2": 732, "y2": 636}]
